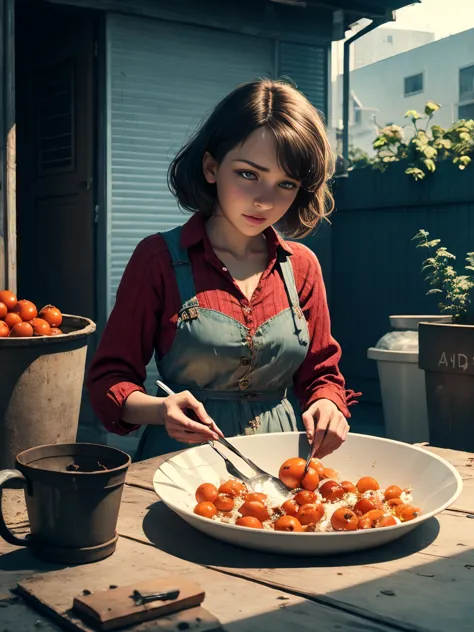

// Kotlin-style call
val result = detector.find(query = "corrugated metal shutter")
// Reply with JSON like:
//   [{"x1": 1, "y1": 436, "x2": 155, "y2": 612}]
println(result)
[
  {"x1": 279, "y1": 42, "x2": 328, "y2": 117},
  {"x1": 106, "y1": 14, "x2": 274, "y2": 408}
]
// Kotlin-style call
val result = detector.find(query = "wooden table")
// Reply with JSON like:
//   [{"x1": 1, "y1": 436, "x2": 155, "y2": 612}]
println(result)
[{"x1": 1, "y1": 443, "x2": 473, "y2": 631}]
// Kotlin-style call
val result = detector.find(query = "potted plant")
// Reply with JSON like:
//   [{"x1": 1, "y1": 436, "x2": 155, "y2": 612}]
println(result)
[{"x1": 413, "y1": 230, "x2": 474, "y2": 451}]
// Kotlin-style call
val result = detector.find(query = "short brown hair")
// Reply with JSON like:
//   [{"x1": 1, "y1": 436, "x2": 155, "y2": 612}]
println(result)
[{"x1": 168, "y1": 79, "x2": 334, "y2": 238}]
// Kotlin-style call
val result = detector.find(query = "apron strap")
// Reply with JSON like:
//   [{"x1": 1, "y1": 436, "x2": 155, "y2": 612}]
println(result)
[
  {"x1": 161, "y1": 226, "x2": 199, "y2": 312},
  {"x1": 278, "y1": 249, "x2": 307, "y2": 346}
]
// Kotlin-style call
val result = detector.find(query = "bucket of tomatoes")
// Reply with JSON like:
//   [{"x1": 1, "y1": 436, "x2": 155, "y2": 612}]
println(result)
[{"x1": 0, "y1": 289, "x2": 96, "y2": 469}]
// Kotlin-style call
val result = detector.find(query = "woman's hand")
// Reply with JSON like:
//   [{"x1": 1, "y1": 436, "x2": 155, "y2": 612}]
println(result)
[
  {"x1": 158, "y1": 391, "x2": 224, "y2": 444},
  {"x1": 302, "y1": 398, "x2": 350, "y2": 459}
]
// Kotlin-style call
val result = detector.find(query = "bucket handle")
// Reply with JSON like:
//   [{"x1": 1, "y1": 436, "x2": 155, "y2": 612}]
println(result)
[{"x1": 0, "y1": 470, "x2": 31, "y2": 547}]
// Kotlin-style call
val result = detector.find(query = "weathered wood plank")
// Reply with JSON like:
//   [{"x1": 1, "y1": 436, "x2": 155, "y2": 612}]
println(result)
[
  {"x1": 116, "y1": 485, "x2": 474, "y2": 632},
  {"x1": 0, "y1": 537, "x2": 399, "y2": 632}
]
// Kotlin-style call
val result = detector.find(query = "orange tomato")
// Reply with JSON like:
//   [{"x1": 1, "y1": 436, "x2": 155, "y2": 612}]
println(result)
[
  {"x1": 309, "y1": 458, "x2": 325, "y2": 477},
  {"x1": 4, "y1": 312, "x2": 22, "y2": 329},
  {"x1": 0, "y1": 301, "x2": 7, "y2": 319},
  {"x1": 194, "y1": 502, "x2": 217, "y2": 519},
  {"x1": 238, "y1": 500, "x2": 270, "y2": 522},
  {"x1": 319, "y1": 480, "x2": 345, "y2": 502},
  {"x1": 384, "y1": 485, "x2": 403, "y2": 501},
  {"x1": 322, "y1": 467, "x2": 339, "y2": 480},
  {"x1": 297, "y1": 502, "x2": 325, "y2": 525},
  {"x1": 293, "y1": 490, "x2": 317, "y2": 506},
  {"x1": 341, "y1": 480, "x2": 357, "y2": 494},
  {"x1": 244, "y1": 492, "x2": 267, "y2": 503},
  {"x1": 0, "y1": 290, "x2": 17, "y2": 310},
  {"x1": 236, "y1": 516, "x2": 263, "y2": 529},
  {"x1": 195, "y1": 483, "x2": 218, "y2": 504},
  {"x1": 214, "y1": 494, "x2": 234, "y2": 512},
  {"x1": 358, "y1": 509, "x2": 384, "y2": 529},
  {"x1": 378, "y1": 515, "x2": 397, "y2": 528},
  {"x1": 278, "y1": 457, "x2": 306, "y2": 489},
  {"x1": 10, "y1": 322, "x2": 34, "y2": 337},
  {"x1": 399, "y1": 506, "x2": 420, "y2": 522},
  {"x1": 218, "y1": 479, "x2": 246, "y2": 498},
  {"x1": 30, "y1": 318, "x2": 51, "y2": 336},
  {"x1": 301, "y1": 467, "x2": 320, "y2": 491},
  {"x1": 331, "y1": 508, "x2": 359, "y2": 531},
  {"x1": 387, "y1": 498, "x2": 404, "y2": 510},
  {"x1": 39, "y1": 304, "x2": 62, "y2": 328},
  {"x1": 0, "y1": 321, "x2": 9, "y2": 337},
  {"x1": 12, "y1": 299, "x2": 37, "y2": 322},
  {"x1": 274, "y1": 515, "x2": 303, "y2": 532},
  {"x1": 356, "y1": 476, "x2": 380, "y2": 494},
  {"x1": 50, "y1": 327, "x2": 63, "y2": 336},
  {"x1": 281, "y1": 499, "x2": 299, "y2": 517},
  {"x1": 354, "y1": 498, "x2": 377, "y2": 516}
]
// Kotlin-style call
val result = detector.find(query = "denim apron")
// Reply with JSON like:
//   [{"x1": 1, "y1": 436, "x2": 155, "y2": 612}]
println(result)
[{"x1": 134, "y1": 226, "x2": 310, "y2": 461}]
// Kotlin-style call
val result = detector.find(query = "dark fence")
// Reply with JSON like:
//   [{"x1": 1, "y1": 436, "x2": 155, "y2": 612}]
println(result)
[{"x1": 323, "y1": 162, "x2": 474, "y2": 404}]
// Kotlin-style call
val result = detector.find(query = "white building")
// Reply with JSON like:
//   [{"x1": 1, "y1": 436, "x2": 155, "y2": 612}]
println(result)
[
  {"x1": 331, "y1": 28, "x2": 474, "y2": 155},
  {"x1": 353, "y1": 27, "x2": 434, "y2": 69}
]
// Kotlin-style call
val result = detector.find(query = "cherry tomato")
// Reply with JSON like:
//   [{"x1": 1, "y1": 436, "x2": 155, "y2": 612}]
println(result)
[
  {"x1": 0, "y1": 301, "x2": 7, "y2": 319},
  {"x1": 297, "y1": 502, "x2": 325, "y2": 525},
  {"x1": 12, "y1": 299, "x2": 37, "y2": 322},
  {"x1": 384, "y1": 485, "x2": 403, "y2": 501},
  {"x1": 319, "y1": 480, "x2": 345, "y2": 502},
  {"x1": 0, "y1": 290, "x2": 17, "y2": 310},
  {"x1": 236, "y1": 516, "x2": 263, "y2": 529},
  {"x1": 356, "y1": 476, "x2": 380, "y2": 493},
  {"x1": 238, "y1": 500, "x2": 270, "y2": 522},
  {"x1": 358, "y1": 509, "x2": 384, "y2": 529},
  {"x1": 399, "y1": 506, "x2": 420, "y2": 522},
  {"x1": 214, "y1": 494, "x2": 234, "y2": 512},
  {"x1": 309, "y1": 458, "x2": 325, "y2": 477},
  {"x1": 10, "y1": 322, "x2": 34, "y2": 337},
  {"x1": 4, "y1": 312, "x2": 22, "y2": 329},
  {"x1": 341, "y1": 480, "x2": 357, "y2": 494},
  {"x1": 322, "y1": 467, "x2": 339, "y2": 480},
  {"x1": 354, "y1": 498, "x2": 377, "y2": 516},
  {"x1": 274, "y1": 515, "x2": 303, "y2": 532},
  {"x1": 281, "y1": 499, "x2": 299, "y2": 517},
  {"x1": 293, "y1": 490, "x2": 317, "y2": 505},
  {"x1": 39, "y1": 304, "x2": 62, "y2": 328},
  {"x1": 218, "y1": 479, "x2": 246, "y2": 498},
  {"x1": 244, "y1": 492, "x2": 267, "y2": 503},
  {"x1": 30, "y1": 318, "x2": 51, "y2": 336},
  {"x1": 50, "y1": 327, "x2": 63, "y2": 336},
  {"x1": 278, "y1": 457, "x2": 306, "y2": 489},
  {"x1": 193, "y1": 502, "x2": 217, "y2": 519},
  {"x1": 331, "y1": 508, "x2": 359, "y2": 531},
  {"x1": 387, "y1": 498, "x2": 404, "y2": 511},
  {"x1": 0, "y1": 321, "x2": 9, "y2": 337},
  {"x1": 378, "y1": 515, "x2": 397, "y2": 527},
  {"x1": 301, "y1": 467, "x2": 320, "y2": 491},
  {"x1": 195, "y1": 483, "x2": 218, "y2": 504}
]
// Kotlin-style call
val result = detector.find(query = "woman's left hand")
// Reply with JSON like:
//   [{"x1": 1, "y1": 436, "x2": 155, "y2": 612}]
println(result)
[{"x1": 302, "y1": 399, "x2": 350, "y2": 459}]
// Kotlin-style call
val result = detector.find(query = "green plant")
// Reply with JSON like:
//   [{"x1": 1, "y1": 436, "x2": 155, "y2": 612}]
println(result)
[
  {"x1": 412, "y1": 229, "x2": 474, "y2": 323},
  {"x1": 349, "y1": 102, "x2": 474, "y2": 181}
]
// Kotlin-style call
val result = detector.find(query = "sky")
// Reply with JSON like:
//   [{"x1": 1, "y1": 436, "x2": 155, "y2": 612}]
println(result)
[{"x1": 388, "y1": 0, "x2": 474, "y2": 38}]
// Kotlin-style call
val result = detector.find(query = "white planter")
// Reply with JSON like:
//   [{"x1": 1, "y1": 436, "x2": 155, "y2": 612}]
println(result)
[{"x1": 367, "y1": 314, "x2": 451, "y2": 444}]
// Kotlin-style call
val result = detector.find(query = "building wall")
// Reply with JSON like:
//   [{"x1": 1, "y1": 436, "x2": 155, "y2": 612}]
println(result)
[
  {"x1": 353, "y1": 27, "x2": 434, "y2": 69},
  {"x1": 331, "y1": 28, "x2": 474, "y2": 154}
]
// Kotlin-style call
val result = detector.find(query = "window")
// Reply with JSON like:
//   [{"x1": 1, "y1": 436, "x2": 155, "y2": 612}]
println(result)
[
  {"x1": 404, "y1": 73, "x2": 423, "y2": 97},
  {"x1": 459, "y1": 65, "x2": 474, "y2": 102},
  {"x1": 387, "y1": 35, "x2": 393, "y2": 44},
  {"x1": 458, "y1": 102, "x2": 474, "y2": 120}
]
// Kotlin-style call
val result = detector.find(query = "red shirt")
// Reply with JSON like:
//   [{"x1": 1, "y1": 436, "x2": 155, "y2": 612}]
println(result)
[{"x1": 86, "y1": 212, "x2": 359, "y2": 435}]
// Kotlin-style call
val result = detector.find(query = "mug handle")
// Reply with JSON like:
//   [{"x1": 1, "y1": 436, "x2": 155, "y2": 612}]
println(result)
[{"x1": 0, "y1": 469, "x2": 31, "y2": 546}]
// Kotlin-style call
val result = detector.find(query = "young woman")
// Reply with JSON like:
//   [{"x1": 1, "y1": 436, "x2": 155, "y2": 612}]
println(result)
[{"x1": 87, "y1": 79, "x2": 359, "y2": 462}]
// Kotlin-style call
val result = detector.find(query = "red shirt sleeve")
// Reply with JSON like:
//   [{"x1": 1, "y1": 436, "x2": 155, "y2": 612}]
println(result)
[
  {"x1": 86, "y1": 235, "x2": 165, "y2": 435},
  {"x1": 290, "y1": 244, "x2": 360, "y2": 417}
]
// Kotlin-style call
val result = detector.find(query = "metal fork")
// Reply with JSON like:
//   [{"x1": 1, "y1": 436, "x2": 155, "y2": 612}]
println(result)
[{"x1": 156, "y1": 380, "x2": 291, "y2": 501}]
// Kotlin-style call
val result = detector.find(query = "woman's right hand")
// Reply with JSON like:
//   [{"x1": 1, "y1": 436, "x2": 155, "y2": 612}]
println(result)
[{"x1": 158, "y1": 391, "x2": 223, "y2": 444}]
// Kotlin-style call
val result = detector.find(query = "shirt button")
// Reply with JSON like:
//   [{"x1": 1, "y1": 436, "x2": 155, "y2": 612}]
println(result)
[
  {"x1": 241, "y1": 357, "x2": 251, "y2": 367},
  {"x1": 222, "y1": 267, "x2": 228, "y2": 272},
  {"x1": 239, "y1": 379, "x2": 250, "y2": 390}
]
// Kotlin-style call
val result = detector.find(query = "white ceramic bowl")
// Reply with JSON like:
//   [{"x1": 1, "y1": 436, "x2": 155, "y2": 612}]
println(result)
[{"x1": 153, "y1": 432, "x2": 462, "y2": 555}]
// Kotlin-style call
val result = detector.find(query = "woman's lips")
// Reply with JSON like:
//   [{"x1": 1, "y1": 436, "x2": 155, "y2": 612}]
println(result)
[{"x1": 243, "y1": 214, "x2": 266, "y2": 225}]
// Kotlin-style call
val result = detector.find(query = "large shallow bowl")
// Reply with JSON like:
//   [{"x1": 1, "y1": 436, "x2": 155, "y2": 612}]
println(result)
[{"x1": 153, "y1": 432, "x2": 462, "y2": 555}]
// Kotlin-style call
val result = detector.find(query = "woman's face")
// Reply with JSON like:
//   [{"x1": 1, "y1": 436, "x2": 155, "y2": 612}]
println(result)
[{"x1": 203, "y1": 127, "x2": 301, "y2": 237}]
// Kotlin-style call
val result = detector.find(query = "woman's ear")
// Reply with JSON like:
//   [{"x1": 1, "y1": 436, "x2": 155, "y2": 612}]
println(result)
[{"x1": 203, "y1": 152, "x2": 219, "y2": 184}]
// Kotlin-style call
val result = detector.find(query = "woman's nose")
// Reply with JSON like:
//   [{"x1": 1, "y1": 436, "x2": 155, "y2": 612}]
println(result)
[{"x1": 253, "y1": 189, "x2": 274, "y2": 210}]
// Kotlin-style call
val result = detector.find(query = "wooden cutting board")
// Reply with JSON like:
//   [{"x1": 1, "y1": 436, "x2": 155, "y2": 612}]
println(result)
[{"x1": 16, "y1": 575, "x2": 223, "y2": 632}]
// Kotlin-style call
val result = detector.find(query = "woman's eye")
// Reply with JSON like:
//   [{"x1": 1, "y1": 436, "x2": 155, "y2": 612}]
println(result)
[
  {"x1": 280, "y1": 181, "x2": 299, "y2": 190},
  {"x1": 238, "y1": 170, "x2": 257, "y2": 180}
]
